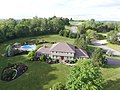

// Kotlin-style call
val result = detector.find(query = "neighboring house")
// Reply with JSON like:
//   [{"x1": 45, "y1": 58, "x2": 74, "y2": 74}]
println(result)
[
  {"x1": 117, "y1": 33, "x2": 120, "y2": 41},
  {"x1": 36, "y1": 42, "x2": 89, "y2": 60}
]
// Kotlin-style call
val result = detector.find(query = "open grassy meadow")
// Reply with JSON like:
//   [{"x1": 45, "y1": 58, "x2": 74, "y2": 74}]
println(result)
[{"x1": 0, "y1": 34, "x2": 120, "y2": 90}]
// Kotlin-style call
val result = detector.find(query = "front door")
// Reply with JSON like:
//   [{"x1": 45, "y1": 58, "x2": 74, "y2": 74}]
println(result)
[{"x1": 61, "y1": 56, "x2": 64, "y2": 60}]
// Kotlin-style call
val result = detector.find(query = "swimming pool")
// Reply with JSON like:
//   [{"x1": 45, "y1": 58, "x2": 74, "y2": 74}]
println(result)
[{"x1": 20, "y1": 45, "x2": 36, "y2": 51}]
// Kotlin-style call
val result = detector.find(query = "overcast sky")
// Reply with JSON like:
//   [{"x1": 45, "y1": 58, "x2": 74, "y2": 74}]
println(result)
[{"x1": 0, "y1": 0, "x2": 120, "y2": 21}]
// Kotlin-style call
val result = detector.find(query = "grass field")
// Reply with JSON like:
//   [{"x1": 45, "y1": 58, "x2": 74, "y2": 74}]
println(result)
[
  {"x1": 69, "y1": 21, "x2": 82, "y2": 26},
  {"x1": 105, "y1": 43, "x2": 120, "y2": 52},
  {"x1": 0, "y1": 34, "x2": 120, "y2": 90}
]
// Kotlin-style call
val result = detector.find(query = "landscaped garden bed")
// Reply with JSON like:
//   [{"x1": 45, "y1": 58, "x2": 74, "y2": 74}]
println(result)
[
  {"x1": 1, "y1": 63, "x2": 28, "y2": 81},
  {"x1": 65, "y1": 59, "x2": 78, "y2": 64}
]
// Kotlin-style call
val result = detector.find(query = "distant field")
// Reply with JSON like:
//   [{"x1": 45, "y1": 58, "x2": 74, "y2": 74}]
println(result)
[
  {"x1": 69, "y1": 21, "x2": 82, "y2": 26},
  {"x1": 65, "y1": 25, "x2": 71, "y2": 30},
  {"x1": 0, "y1": 34, "x2": 120, "y2": 90}
]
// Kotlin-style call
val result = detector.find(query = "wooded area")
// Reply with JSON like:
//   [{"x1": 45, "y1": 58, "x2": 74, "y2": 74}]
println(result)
[{"x1": 0, "y1": 16, "x2": 69, "y2": 43}]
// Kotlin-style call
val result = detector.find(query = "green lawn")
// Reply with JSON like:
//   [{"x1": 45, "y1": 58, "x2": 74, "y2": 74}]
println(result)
[
  {"x1": 101, "y1": 65, "x2": 120, "y2": 90},
  {"x1": 1, "y1": 34, "x2": 120, "y2": 90},
  {"x1": 105, "y1": 43, "x2": 120, "y2": 52},
  {"x1": 0, "y1": 35, "x2": 73, "y2": 90}
]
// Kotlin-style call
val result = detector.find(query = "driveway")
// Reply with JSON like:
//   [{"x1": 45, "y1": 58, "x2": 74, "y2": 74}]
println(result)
[
  {"x1": 71, "y1": 26, "x2": 77, "y2": 33},
  {"x1": 92, "y1": 40, "x2": 120, "y2": 56},
  {"x1": 107, "y1": 58, "x2": 120, "y2": 66}
]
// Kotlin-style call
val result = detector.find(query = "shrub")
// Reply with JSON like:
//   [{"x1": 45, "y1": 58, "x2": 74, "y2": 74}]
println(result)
[
  {"x1": 65, "y1": 60, "x2": 69, "y2": 63},
  {"x1": 74, "y1": 59, "x2": 78, "y2": 63},
  {"x1": 40, "y1": 55, "x2": 47, "y2": 62},
  {"x1": 27, "y1": 50, "x2": 37, "y2": 61},
  {"x1": 69, "y1": 60, "x2": 73, "y2": 64}
]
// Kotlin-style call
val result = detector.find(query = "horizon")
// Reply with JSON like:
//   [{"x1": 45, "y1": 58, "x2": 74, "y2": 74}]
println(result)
[{"x1": 0, "y1": 0, "x2": 120, "y2": 21}]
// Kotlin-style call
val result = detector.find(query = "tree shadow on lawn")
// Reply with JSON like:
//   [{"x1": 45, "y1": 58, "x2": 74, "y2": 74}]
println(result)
[
  {"x1": 20, "y1": 62, "x2": 57, "y2": 90},
  {"x1": 104, "y1": 79, "x2": 120, "y2": 90},
  {"x1": 103, "y1": 64, "x2": 120, "y2": 68}
]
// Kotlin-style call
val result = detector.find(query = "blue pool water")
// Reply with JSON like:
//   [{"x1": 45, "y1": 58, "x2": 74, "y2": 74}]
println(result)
[{"x1": 21, "y1": 45, "x2": 36, "y2": 51}]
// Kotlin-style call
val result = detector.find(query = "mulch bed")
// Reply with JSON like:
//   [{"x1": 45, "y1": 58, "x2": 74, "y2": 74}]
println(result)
[{"x1": 1, "y1": 63, "x2": 28, "y2": 81}]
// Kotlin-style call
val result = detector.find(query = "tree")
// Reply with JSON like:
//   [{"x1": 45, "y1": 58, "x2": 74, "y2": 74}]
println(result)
[
  {"x1": 74, "y1": 35, "x2": 87, "y2": 50},
  {"x1": 27, "y1": 50, "x2": 36, "y2": 61},
  {"x1": 77, "y1": 24, "x2": 86, "y2": 34},
  {"x1": 40, "y1": 55, "x2": 47, "y2": 61},
  {"x1": 107, "y1": 30, "x2": 118, "y2": 44},
  {"x1": 92, "y1": 48, "x2": 106, "y2": 66},
  {"x1": 59, "y1": 30, "x2": 64, "y2": 36},
  {"x1": 66, "y1": 60, "x2": 103, "y2": 90},
  {"x1": 6, "y1": 45, "x2": 14, "y2": 57},
  {"x1": 70, "y1": 18, "x2": 73, "y2": 21},
  {"x1": 86, "y1": 29, "x2": 96, "y2": 39},
  {"x1": 63, "y1": 30, "x2": 70, "y2": 37},
  {"x1": 52, "y1": 82, "x2": 66, "y2": 90}
]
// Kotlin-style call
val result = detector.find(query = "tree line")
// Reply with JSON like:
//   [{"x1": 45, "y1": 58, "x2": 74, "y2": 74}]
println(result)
[
  {"x1": 0, "y1": 16, "x2": 70, "y2": 43},
  {"x1": 77, "y1": 19, "x2": 120, "y2": 34}
]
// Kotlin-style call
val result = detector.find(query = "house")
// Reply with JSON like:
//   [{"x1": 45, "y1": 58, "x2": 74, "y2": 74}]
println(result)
[{"x1": 36, "y1": 42, "x2": 89, "y2": 60}]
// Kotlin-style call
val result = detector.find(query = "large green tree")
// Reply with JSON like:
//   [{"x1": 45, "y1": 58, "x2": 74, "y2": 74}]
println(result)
[
  {"x1": 66, "y1": 60, "x2": 103, "y2": 90},
  {"x1": 74, "y1": 35, "x2": 87, "y2": 49},
  {"x1": 27, "y1": 50, "x2": 37, "y2": 61},
  {"x1": 92, "y1": 48, "x2": 106, "y2": 66},
  {"x1": 107, "y1": 30, "x2": 118, "y2": 44}
]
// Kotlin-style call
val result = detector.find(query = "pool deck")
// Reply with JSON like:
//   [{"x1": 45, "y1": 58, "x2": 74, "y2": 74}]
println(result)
[{"x1": 16, "y1": 45, "x2": 36, "y2": 51}]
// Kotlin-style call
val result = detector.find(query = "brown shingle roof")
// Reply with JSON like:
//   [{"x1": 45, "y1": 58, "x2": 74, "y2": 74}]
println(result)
[
  {"x1": 50, "y1": 42, "x2": 75, "y2": 53},
  {"x1": 75, "y1": 49, "x2": 89, "y2": 58},
  {"x1": 36, "y1": 46, "x2": 50, "y2": 54}
]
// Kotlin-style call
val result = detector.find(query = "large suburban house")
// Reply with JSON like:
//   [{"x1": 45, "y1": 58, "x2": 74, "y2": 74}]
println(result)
[{"x1": 36, "y1": 42, "x2": 89, "y2": 60}]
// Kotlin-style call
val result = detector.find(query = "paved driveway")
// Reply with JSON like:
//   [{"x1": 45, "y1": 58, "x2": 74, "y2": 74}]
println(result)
[
  {"x1": 92, "y1": 40, "x2": 120, "y2": 56},
  {"x1": 107, "y1": 58, "x2": 120, "y2": 66}
]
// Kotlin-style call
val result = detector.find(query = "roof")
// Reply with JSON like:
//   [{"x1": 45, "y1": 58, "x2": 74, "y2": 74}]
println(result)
[
  {"x1": 75, "y1": 49, "x2": 89, "y2": 58},
  {"x1": 36, "y1": 42, "x2": 89, "y2": 58},
  {"x1": 50, "y1": 42, "x2": 75, "y2": 53},
  {"x1": 36, "y1": 46, "x2": 50, "y2": 54}
]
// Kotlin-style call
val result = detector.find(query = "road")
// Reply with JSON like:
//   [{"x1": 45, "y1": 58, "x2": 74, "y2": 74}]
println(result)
[
  {"x1": 92, "y1": 40, "x2": 120, "y2": 56},
  {"x1": 107, "y1": 58, "x2": 120, "y2": 66},
  {"x1": 71, "y1": 26, "x2": 77, "y2": 33}
]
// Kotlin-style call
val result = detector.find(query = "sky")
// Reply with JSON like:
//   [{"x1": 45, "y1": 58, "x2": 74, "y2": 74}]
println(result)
[{"x1": 0, "y1": 0, "x2": 120, "y2": 21}]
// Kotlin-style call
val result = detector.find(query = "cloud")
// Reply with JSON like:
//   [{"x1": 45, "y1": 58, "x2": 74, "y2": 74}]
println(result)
[{"x1": 0, "y1": 0, "x2": 120, "y2": 20}]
